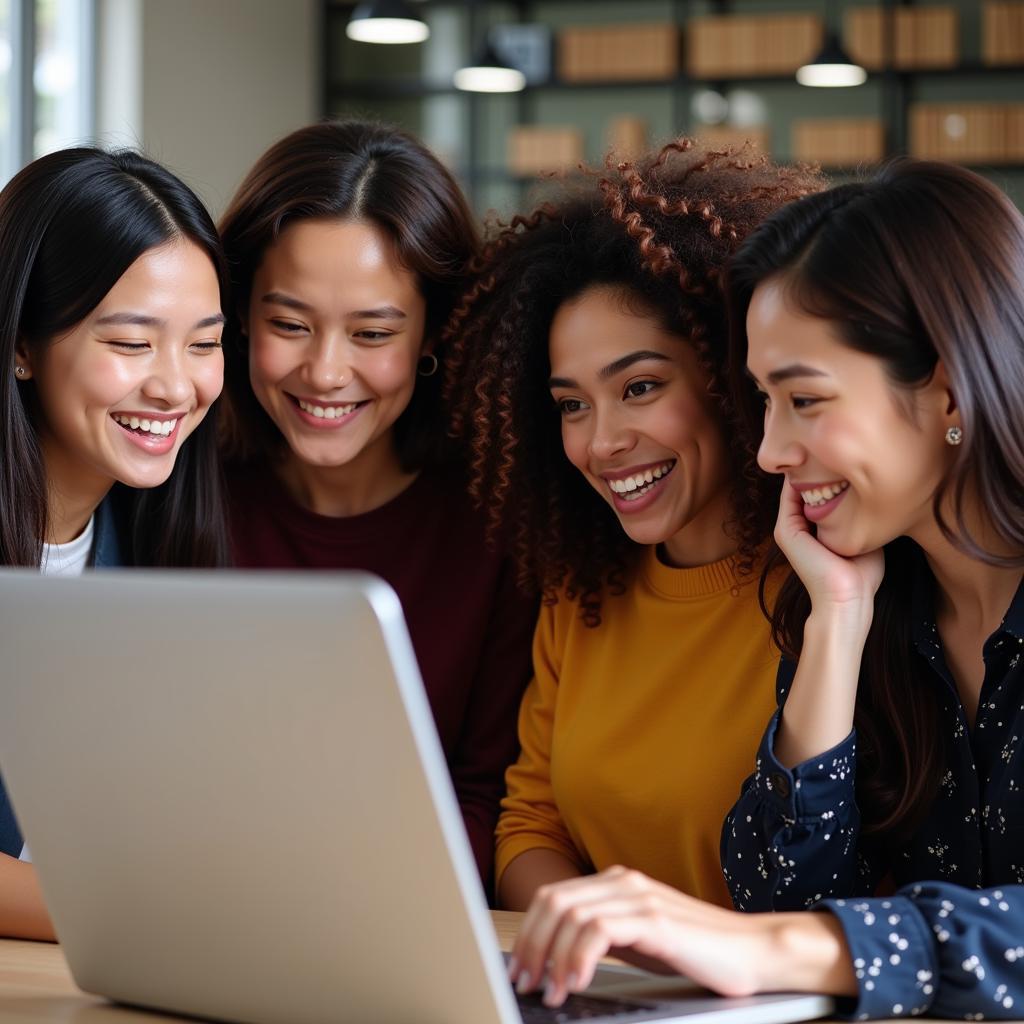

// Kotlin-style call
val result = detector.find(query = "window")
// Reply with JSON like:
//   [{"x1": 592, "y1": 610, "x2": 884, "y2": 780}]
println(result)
[{"x1": 0, "y1": 0, "x2": 93, "y2": 184}]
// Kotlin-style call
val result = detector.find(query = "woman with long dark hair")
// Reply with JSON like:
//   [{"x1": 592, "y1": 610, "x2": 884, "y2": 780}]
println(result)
[
  {"x1": 218, "y1": 120, "x2": 535, "y2": 887},
  {"x1": 445, "y1": 139, "x2": 820, "y2": 912},
  {"x1": 0, "y1": 146, "x2": 229, "y2": 937},
  {"x1": 506, "y1": 161, "x2": 1024, "y2": 1021}
]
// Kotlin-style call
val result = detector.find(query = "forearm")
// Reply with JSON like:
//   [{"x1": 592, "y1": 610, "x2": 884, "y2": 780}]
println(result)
[
  {"x1": 499, "y1": 848, "x2": 583, "y2": 910},
  {"x1": 0, "y1": 855, "x2": 55, "y2": 941},
  {"x1": 775, "y1": 609, "x2": 870, "y2": 768}
]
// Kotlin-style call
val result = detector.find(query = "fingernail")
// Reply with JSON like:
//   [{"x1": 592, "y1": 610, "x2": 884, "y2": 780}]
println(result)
[
  {"x1": 516, "y1": 971, "x2": 532, "y2": 994},
  {"x1": 540, "y1": 974, "x2": 565, "y2": 1007},
  {"x1": 507, "y1": 956, "x2": 519, "y2": 980},
  {"x1": 566, "y1": 972, "x2": 580, "y2": 992}
]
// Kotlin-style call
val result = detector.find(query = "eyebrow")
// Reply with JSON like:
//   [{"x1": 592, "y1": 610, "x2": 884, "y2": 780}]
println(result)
[
  {"x1": 96, "y1": 312, "x2": 225, "y2": 329},
  {"x1": 747, "y1": 363, "x2": 830, "y2": 386},
  {"x1": 549, "y1": 349, "x2": 672, "y2": 389},
  {"x1": 261, "y1": 292, "x2": 406, "y2": 321}
]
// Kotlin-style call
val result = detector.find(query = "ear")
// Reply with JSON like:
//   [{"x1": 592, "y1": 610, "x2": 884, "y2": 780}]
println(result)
[
  {"x1": 13, "y1": 338, "x2": 33, "y2": 380},
  {"x1": 931, "y1": 359, "x2": 958, "y2": 419}
]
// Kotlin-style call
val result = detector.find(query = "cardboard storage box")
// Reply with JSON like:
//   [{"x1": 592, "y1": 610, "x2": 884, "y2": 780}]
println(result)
[
  {"x1": 909, "y1": 103, "x2": 1024, "y2": 164},
  {"x1": 982, "y1": 2, "x2": 1024, "y2": 65},
  {"x1": 606, "y1": 116, "x2": 649, "y2": 160},
  {"x1": 844, "y1": 6, "x2": 958, "y2": 69},
  {"x1": 792, "y1": 118, "x2": 885, "y2": 166},
  {"x1": 558, "y1": 23, "x2": 679, "y2": 82},
  {"x1": 507, "y1": 125, "x2": 585, "y2": 176},
  {"x1": 687, "y1": 14, "x2": 822, "y2": 78}
]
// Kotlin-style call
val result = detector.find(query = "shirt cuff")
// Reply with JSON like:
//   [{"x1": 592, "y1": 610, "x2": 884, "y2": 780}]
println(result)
[
  {"x1": 752, "y1": 710, "x2": 858, "y2": 821},
  {"x1": 816, "y1": 896, "x2": 938, "y2": 1020}
]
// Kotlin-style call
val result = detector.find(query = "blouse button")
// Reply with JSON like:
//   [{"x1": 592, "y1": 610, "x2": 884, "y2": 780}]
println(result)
[{"x1": 770, "y1": 772, "x2": 791, "y2": 798}]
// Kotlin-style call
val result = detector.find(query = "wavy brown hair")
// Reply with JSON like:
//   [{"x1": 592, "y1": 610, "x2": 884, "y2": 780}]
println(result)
[
  {"x1": 219, "y1": 119, "x2": 480, "y2": 472},
  {"x1": 445, "y1": 139, "x2": 822, "y2": 624},
  {"x1": 726, "y1": 159, "x2": 1024, "y2": 844}
]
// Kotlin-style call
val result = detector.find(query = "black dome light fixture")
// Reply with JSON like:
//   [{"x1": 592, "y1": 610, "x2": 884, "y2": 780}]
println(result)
[
  {"x1": 797, "y1": 0, "x2": 867, "y2": 87},
  {"x1": 454, "y1": 28, "x2": 526, "y2": 93},
  {"x1": 346, "y1": 0, "x2": 429, "y2": 44}
]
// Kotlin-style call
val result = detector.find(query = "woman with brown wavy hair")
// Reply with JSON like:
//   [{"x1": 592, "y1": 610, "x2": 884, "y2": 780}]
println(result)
[
  {"x1": 217, "y1": 120, "x2": 535, "y2": 889},
  {"x1": 445, "y1": 139, "x2": 820, "y2": 915}
]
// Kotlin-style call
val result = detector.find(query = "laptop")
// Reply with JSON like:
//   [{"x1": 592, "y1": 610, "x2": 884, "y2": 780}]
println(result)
[{"x1": 0, "y1": 570, "x2": 833, "y2": 1024}]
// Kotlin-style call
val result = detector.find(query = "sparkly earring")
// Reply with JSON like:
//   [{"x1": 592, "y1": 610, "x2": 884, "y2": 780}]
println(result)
[
  {"x1": 945, "y1": 425, "x2": 963, "y2": 446},
  {"x1": 417, "y1": 353, "x2": 439, "y2": 378},
  {"x1": 14, "y1": 366, "x2": 26, "y2": 378}
]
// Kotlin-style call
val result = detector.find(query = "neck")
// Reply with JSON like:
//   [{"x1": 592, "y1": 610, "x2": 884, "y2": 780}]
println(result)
[
  {"x1": 659, "y1": 489, "x2": 737, "y2": 568},
  {"x1": 276, "y1": 431, "x2": 418, "y2": 518},
  {"x1": 39, "y1": 436, "x2": 112, "y2": 545},
  {"x1": 910, "y1": 513, "x2": 1023, "y2": 632}
]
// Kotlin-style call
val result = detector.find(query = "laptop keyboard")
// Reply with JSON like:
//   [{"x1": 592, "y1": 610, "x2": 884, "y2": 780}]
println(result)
[{"x1": 516, "y1": 989, "x2": 659, "y2": 1023}]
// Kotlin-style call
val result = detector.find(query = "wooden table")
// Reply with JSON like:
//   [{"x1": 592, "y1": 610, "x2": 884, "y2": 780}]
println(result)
[{"x1": 0, "y1": 912, "x2": 521, "y2": 1022}]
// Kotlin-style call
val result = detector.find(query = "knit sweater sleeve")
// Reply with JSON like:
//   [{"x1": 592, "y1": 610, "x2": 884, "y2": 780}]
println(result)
[{"x1": 495, "y1": 601, "x2": 590, "y2": 889}]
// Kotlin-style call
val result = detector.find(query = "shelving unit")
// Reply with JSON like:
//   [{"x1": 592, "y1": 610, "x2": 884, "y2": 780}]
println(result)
[{"x1": 322, "y1": 0, "x2": 1024, "y2": 212}]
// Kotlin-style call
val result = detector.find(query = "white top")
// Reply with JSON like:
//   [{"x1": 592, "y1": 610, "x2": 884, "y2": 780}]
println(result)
[{"x1": 39, "y1": 516, "x2": 95, "y2": 577}]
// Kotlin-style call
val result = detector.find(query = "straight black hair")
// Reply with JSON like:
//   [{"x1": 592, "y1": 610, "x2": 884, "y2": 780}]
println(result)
[{"x1": 0, "y1": 147, "x2": 230, "y2": 567}]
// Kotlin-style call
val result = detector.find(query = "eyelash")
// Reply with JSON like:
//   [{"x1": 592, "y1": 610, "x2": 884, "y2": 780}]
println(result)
[
  {"x1": 625, "y1": 380, "x2": 660, "y2": 399},
  {"x1": 269, "y1": 320, "x2": 393, "y2": 342},
  {"x1": 756, "y1": 392, "x2": 821, "y2": 411},
  {"x1": 107, "y1": 340, "x2": 222, "y2": 353},
  {"x1": 557, "y1": 398, "x2": 586, "y2": 416}
]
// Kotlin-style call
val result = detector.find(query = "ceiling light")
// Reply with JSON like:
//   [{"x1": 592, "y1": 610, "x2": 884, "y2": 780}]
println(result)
[
  {"x1": 346, "y1": 1, "x2": 429, "y2": 44},
  {"x1": 797, "y1": 34, "x2": 867, "y2": 87},
  {"x1": 454, "y1": 42, "x2": 526, "y2": 93}
]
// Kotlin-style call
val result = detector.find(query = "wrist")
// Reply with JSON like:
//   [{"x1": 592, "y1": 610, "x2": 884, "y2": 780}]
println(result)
[
  {"x1": 754, "y1": 913, "x2": 857, "y2": 996},
  {"x1": 804, "y1": 605, "x2": 872, "y2": 653}
]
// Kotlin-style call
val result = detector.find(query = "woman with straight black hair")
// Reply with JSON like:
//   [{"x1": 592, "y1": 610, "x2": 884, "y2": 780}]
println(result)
[
  {"x1": 218, "y1": 120, "x2": 535, "y2": 888},
  {"x1": 505, "y1": 162, "x2": 1024, "y2": 1021},
  {"x1": 0, "y1": 146, "x2": 229, "y2": 939}
]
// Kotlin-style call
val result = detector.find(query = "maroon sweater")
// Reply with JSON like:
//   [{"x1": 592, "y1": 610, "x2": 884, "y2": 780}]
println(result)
[{"x1": 227, "y1": 462, "x2": 536, "y2": 887}]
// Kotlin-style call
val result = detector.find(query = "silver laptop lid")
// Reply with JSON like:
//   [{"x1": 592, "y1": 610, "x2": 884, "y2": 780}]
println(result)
[{"x1": 0, "y1": 569, "x2": 520, "y2": 1024}]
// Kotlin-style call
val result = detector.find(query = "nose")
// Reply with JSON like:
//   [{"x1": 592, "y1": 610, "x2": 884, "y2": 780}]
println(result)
[
  {"x1": 757, "y1": 406, "x2": 803, "y2": 475},
  {"x1": 588, "y1": 406, "x2": 633, "y2": 461},
  {"x1": 142, "y1": 346, "x2": 192, "y2": 407},
  {"x1": 304, "y1": 334, "x2": 350, "y2": 393}
]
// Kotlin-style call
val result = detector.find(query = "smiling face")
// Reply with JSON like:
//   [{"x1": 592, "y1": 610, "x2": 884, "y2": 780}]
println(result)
[
  {"x1": 746, "y1": 277, "x2": 956, "y2": 556},
  {"x1": 22, "y1": 239, "x2": 224, "y2": 507},
  {"x1": 246, "y1": 218, "x2": 427, "y2": 481},
  {"x1": 548, "y1": 285, "x2": 734, "y2": 567}
]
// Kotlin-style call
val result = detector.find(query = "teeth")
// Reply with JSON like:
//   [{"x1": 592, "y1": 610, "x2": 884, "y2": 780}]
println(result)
[
  {"x1": 114, "y1": 414, "x2": 175, "y2": 437},
  {"x1": 801, "y1": 481, "x2": 849, "y2": 507},
  {"x1": 299, "y1": 398, "x2": 357, "y2": 419},
  {"x1": 608, "y1": 461, "x2": 675, "y2": 495}
]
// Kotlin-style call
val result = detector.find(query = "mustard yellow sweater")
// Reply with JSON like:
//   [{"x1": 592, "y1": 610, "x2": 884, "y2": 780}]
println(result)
[{"x1": 495, "y1": 546, "x2": 780, "y2": 908}]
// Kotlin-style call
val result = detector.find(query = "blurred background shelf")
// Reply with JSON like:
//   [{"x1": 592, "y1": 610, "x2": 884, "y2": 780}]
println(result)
[{"x1": 323, "y1": 0, "x2": 1024, "y2": 213}]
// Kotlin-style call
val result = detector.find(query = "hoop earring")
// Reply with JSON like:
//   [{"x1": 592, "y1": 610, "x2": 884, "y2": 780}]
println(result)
[
  {"x1": 14, "y1": 366, "x2": 26, "y2": 378},
  {"x1": 945, "y1": 425, "x2": 963, "y2": 446},
  {"x1": 417, "y1": 353, "x2": 439, "y2": 378}
]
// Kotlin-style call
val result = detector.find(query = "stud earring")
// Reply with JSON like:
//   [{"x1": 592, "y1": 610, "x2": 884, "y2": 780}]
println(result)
[
  {"x1": 945, "y1": 425, "x2": 963, "y2": 446},
  {"x1": 14, "y1": 366, "x2": 26, "y2": 378},
  {"x1": 417, "y1": 353, "x2": 439, "y2": 378}
]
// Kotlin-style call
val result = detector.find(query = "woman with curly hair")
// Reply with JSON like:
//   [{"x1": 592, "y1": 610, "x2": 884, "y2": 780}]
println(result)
[{"x1": 445, "y1": 139, "x2": 821, "y2": 915}]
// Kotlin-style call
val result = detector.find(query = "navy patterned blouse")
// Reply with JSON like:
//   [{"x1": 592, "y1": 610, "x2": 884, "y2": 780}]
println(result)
[{"x1": 721, "y1": 555, "x2": 1024, "y2": 1020}]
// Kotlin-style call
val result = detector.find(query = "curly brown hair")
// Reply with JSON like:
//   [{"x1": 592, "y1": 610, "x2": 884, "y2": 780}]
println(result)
[{"x1": 444, "y1": 138, "x2": 823, "y2": 625}]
